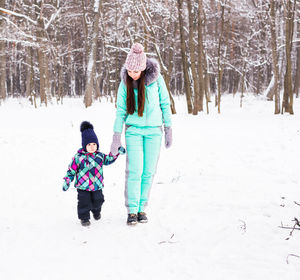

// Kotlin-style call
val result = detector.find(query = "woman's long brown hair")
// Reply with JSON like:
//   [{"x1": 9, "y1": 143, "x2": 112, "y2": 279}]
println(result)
[{"x1": 126, "y1": 71, "x2": 146, "y2": 117}]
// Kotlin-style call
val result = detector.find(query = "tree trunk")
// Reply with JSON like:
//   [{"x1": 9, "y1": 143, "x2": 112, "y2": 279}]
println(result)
[
  {"x1": 270, "y1": 0, "x2": 280, "y2": 114},
  {"x1": 0, "y1": 0, "x2": 6, "y2": 100},
  {"x1": 44, "y1": 50, "x2": 51, "y2": 102},
  {"x1": 166, "y1": 19, "x2": 177, "y2": 114},
  {"x1": 197, "y1": 0, "x2": 207, "y2": 113},
  {"x1": 84, "y1": 0, "x2": 101, "y2": 108},
  {"x1": 35, "y1": 1, "x2": 50, "y2": 106},
  {"x1": 177, "y1": 0, "x2": 193, "y2": 113},
  {"x1": 282, "y1": 0, "x2": 295, "y2": 114},
  {"x1": 187, "y1": 0, "x2": 199, "y2": 115},
  {"x1": 57, "y1": 60, "x2": 63, "y2": 104},
  {"x1": 81, "y1": 0, "x2": 89, "y2": 57},
  {"x1": 217, "y1": 2, "x2": 226, "y2": 114},
  {"x1": 240, "y1": 66, "x2": 245, "y2": 108},
  {"x1": 204, "y1": 55, "x2": 211, "y2": 103},
  {"x1": 37, "y1": 45, "x2": 47, "y2": 105},
  {"x1": 294, "y1": 14, "x2": 300, "y2": 97},
  {"x1": 25, "y1": 47, "x2": 36, "y2": 107}
]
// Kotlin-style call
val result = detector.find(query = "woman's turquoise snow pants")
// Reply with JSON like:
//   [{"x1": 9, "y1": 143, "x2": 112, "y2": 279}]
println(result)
[{"x1": 125, "y1": 126, "x2": 162, "y2": 214}]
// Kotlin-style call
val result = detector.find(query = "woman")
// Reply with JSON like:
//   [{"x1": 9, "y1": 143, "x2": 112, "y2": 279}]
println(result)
[{"x1": 110, "y1": 43, "x2": 172, "y2": 225}]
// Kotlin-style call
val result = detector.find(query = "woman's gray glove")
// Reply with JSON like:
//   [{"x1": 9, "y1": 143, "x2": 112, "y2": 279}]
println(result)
[
  {"x1": 164, "y1": 127, "x2": 172, "y2": 148},
  {"x1": 110, "y1": 132, "x2": 122, "y2": 155}
]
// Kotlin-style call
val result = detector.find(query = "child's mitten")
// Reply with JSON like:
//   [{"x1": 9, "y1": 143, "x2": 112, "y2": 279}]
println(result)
[
  {"x1": 164, "y1": 127, "x2": 172, "y2": 148},
  {"x1": 62, "y1": 178, "x2": 71, "y2": 191},
  {"x1": 118, "y1": 146, "x2": 126, "y2": 154}
]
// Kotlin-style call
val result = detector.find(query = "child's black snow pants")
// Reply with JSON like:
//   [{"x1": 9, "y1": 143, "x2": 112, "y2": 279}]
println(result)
[{"x1": 77, "y1": 189, "x2": 104, "y2": 220}]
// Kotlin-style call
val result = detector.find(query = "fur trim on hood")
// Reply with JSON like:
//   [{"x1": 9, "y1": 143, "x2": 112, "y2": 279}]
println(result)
[{"x1": 120, "y1": 58, "x2": 160, "y2": 87}]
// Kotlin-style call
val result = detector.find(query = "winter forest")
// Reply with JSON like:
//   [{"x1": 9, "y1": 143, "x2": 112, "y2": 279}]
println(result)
[
  {"x1": 0, "y1": 0, "x2": 299, "y2": 114},
  {"x1": 1, "y1": 1, "x2": 300, "y2": 279}
]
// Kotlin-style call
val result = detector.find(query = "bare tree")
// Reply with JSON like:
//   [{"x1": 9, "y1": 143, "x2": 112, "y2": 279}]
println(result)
[
  {"x1": 294, "y1": 3, "x2": 300, "y2": 97},
  {"x1": 25, "y1": 46, "x2": 36, "y2": 107},
  {"x1": 216, "y1": 0, "x2": 228, "y2": 114},
  {"x1": 197, "y1": 0, "x2": 208, "y2": 113},
  {"x1": 282, "y1": 0, "x2": 296, "y2": 114},
  {"x1": 0, "y1": 0, "x2": 6, "y2": 101},
  {"x1": 186, "y1": 0, "x2": 199, "y2": 115},
  {"x1": 0, "y1": 0, "x2": 299, "y2": 115},
  {"x1": 84, "y1": 0, "x2": 102, "y2": 107},
  {"x1": 135, "y1": 0, "x2": 177, "y2": 114},
  {"x1": 177, "y1": 0, "x2": 193, "y2": 113},
  {"x1": 269, "y1": 0, "x2": 281, "y2": 114}
]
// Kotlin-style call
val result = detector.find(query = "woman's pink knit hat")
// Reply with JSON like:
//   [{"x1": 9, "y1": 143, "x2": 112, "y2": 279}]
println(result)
[{"x1": 125, "y1": 43, "x2": 147, "y2": 71}]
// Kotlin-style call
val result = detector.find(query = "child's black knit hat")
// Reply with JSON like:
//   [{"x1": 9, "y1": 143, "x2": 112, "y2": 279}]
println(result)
[{"x1": 80, "y1": 121, "x2": 99, "y2": 151}]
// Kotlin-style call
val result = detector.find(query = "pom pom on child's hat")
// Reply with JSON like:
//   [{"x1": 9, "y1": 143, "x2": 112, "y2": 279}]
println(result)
[
  {"x1": 125, "y1": 43, "x2": 147, "y2": 72},
  {"x1": 80, "y1": 121, "x2": 99, "y2": 151}
]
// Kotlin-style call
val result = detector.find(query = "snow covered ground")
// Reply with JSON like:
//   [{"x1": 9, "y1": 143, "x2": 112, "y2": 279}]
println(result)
[{"x1": 0, "y1": 94, "x2": 299, "y2": 280}]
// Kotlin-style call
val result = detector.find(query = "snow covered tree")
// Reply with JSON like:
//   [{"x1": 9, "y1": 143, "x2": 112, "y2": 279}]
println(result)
[
  {"x1": 0, "y1": 0, "x2": 298, "y2": 114},
  {"x1": 83, "y1": 0, "x2": 101, "y2": 108},
  {"x1": 177, "y1": 0, "x2": 193, "y2": 113},
  {"x1": 294, "y1": 5, "x2": 300, "y2": 97},
  {"x1": 282, "y1": 0, "x2": 296, "y2": 114},
  {"x1": 269, "y1": 0, "x2": 281, "y2": 114},
  {"x1": 0, "y1": 0, "x2": 6, "y2": 101}
]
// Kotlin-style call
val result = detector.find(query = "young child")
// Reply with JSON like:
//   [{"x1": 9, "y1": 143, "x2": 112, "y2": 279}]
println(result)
[{"x1": 63, "y1": 121, "x2": 125, "y2": 226}]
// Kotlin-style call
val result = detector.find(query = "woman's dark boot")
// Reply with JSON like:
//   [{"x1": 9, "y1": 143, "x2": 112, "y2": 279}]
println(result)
[
  {"x1": 137, "y1": 212, "x2": 148, "y2": 223},
  {"x1": 127, "y1": 214, "x2": 138, "y2": 225}
]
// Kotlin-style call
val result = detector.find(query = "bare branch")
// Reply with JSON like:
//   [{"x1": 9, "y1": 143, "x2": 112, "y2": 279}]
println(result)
[
  {"x1": 158, "y1": 233, "x2": 178, "y2": 245},
  {"x1": 0, "y1": 7, "x2": 37, "y2": 25},
  {"x1": 44, "y1": 7, "x2": 61, "y2": 30},
  {"x1": 286, "y1": 254, "x2": 300, "y2": 264},
  {"x1": 279, "y1": 218, "x2": 300, "y2": 239}
]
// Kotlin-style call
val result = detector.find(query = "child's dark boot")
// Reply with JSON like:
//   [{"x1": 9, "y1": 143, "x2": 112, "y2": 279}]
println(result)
[
  {"x1": 81, "y1": 219, "x2": 91, "y2": 226},
  {"x1": 93, "y1": 213, "x2": 101, "y2": 220}
]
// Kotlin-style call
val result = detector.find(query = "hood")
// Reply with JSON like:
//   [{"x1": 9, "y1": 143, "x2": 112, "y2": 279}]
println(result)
[{"x1": 120, "y1": 58, "x2": 160, "y2": 87}]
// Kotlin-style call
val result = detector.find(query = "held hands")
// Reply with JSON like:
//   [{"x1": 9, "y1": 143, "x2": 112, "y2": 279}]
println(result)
[
  {"x1": 110, "y1": 132, "x2": 122, "y2": 156},
  {"x1": 164, "y1": 127, "x2": 172, "y2": 148}
]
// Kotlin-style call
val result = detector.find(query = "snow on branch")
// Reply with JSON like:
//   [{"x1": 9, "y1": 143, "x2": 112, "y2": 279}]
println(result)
[
  {"x1": 0, "y1": 8, "x2": 37, "y2": 25},
  {"x1": 93, "y1": 0, "x2": 100, "y2": 13},
  {"x1": 1, "y1": 16, "x2": 36, "y2": 41},
  {"x1": 0, "y1": 38, "x2": 39, "y2": 48},
  {"x1": 135, "y1": 5, "x2": 151, "y2": 33},
  {"x1": 225, "y1": 61, "x2": 255, "y2": 91},
  {"x1": 105, "y1": 45, "x2": 130, "y2": 54},
  {"x1": 134, "y1": 2, "x2": 168, "y2": 73},
  {"x1": 153, "y1": 43, "x2": 168, "y2": 72},
  {"x1": 278, "y1": 39, "x2": 300, "y2": 50},
  {"x1": 140, "y1": 1, "x2": 154, "y2": 28},
  {"x1": 44, "y1": 8, "x2": 62, "y2": 30}
]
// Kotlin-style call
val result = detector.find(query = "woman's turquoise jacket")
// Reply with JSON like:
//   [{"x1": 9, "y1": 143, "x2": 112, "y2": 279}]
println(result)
[{"x1": 113, "y1": 58, "x2": 172, "y2": 133}]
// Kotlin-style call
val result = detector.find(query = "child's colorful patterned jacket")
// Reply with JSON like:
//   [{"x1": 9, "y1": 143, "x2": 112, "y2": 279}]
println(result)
[{"x1": 63, "y1": 148, "x2": 124, "y2": 192}]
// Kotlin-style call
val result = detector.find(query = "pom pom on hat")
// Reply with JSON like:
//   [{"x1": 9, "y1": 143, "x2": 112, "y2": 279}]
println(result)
[
  {"x1": 125, "y1": 43, "x2": 147, "y2": 71},
  {"x1": 80, "y1": 121, "x2": 99, "y2": 151},
  {"x1": 80, "y1": 121, "x2": 94, "y2": 132},
  {"x1": 131, "y1": 43, "x2": 144, "y2": 54}
]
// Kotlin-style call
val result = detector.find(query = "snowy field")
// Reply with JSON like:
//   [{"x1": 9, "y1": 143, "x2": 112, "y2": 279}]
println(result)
[{"x1": 0, "y1": 94, "x2": 299, "y2": 280}]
